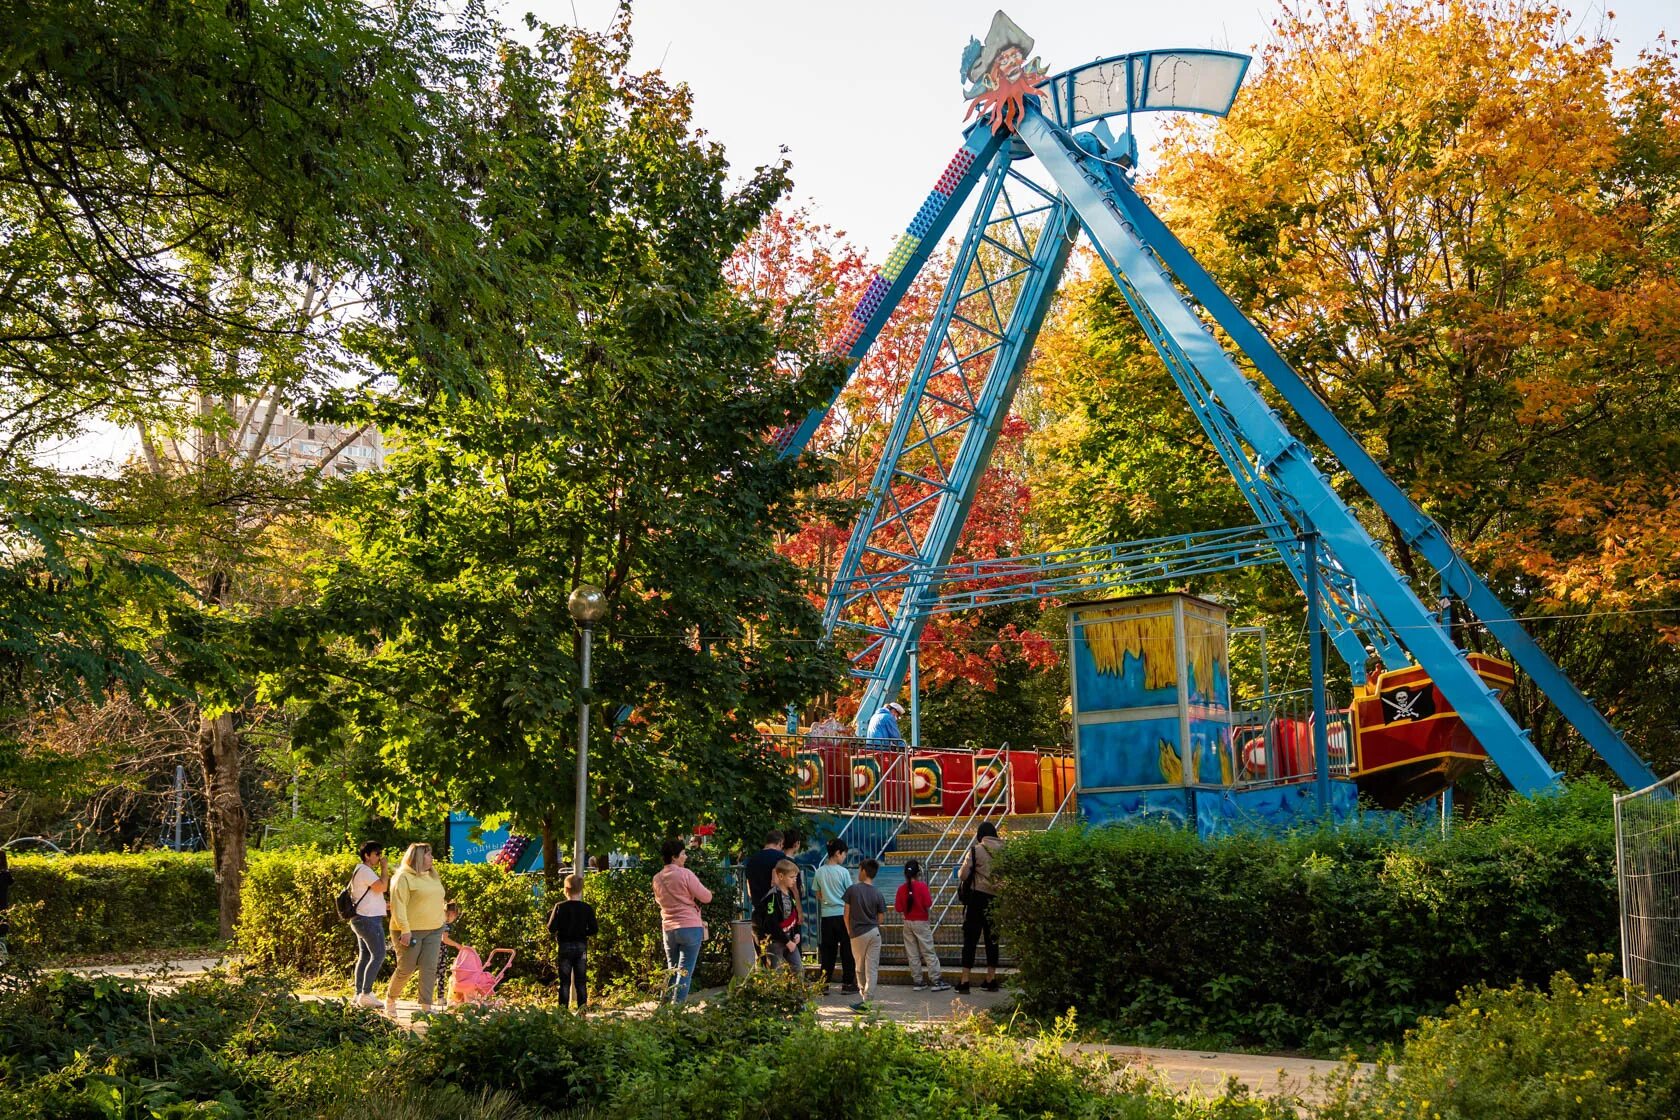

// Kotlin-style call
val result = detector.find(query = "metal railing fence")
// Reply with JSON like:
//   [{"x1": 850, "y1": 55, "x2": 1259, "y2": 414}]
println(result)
[
  {"x1": 925, "y1": 753, "x2": 1010, "y2": 930},
  {"x1": 1228, "y1": 688, "x2": 1353, "y2": 787},
  {"x1": 830, "y1": 746, "x2": 912, "y2": 862},
  {"x1": 1615, "y1": 772, "x2": 1680, "y2": 1003}
]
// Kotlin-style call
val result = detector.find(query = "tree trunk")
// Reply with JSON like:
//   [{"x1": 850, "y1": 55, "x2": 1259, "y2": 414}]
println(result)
[
  {"x1": 540, "y1": 813, "x2": 559, "y2": 894},
  {"x1": 198, "y1": 709, "x2": 246, "y2": 939}
]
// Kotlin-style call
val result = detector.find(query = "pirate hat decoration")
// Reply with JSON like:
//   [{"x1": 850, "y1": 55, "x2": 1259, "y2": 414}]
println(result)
[{"x1": 965, "y1": 10, "x2": 1035, "y2": 84}]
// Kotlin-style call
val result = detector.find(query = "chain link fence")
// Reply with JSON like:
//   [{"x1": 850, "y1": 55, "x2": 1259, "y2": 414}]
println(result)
[{"x1": 1615, "y1": 771, "x2": 1680, "y2": 1003}]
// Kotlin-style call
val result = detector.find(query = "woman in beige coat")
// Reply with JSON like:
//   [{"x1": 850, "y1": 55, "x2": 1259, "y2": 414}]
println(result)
[{"x1": 954, "y1": 822, "x2": 1005, "y2": 993}]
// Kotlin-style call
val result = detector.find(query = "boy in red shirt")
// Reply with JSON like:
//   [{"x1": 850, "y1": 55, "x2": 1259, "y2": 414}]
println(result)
[{"x1": 894, "y1": 859, "x2": 950, "y2": 992}]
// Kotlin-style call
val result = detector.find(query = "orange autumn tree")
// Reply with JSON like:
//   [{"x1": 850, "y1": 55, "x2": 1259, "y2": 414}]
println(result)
[
  {"x1": 730, "y1": 209, "x2": 1061, "y2": 738},
  {"x1": 1031, "y1": 0, "x2": 1680, "y2": 772}
]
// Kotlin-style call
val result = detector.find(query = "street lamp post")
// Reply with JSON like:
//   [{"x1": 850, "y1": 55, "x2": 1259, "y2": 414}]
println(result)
[{"x1": 567, "y1": 584, "x2": 609, "y2": 876}]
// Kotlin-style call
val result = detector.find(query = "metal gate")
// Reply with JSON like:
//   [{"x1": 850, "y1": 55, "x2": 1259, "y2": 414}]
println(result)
[{"x1": 1615, "y1": 771, "x2": 1680, "y2": 1002}]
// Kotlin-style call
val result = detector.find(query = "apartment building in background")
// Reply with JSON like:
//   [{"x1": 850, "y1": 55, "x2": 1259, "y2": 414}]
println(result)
[{"x1": 240, "y1": 400, "x2": 385, "y2": 476}]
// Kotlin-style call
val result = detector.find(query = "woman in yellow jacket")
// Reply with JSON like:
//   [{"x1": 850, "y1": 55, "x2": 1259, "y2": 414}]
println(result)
[{"x1": 385, "y1": 842, "x2": 448, "y2": 1016}]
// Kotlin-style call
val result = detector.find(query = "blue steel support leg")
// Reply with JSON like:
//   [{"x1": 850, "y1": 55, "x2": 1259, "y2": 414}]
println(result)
[
  {"x1": 1090, "y1": 156, "x2": 1655, "y2": 791},
  {"x1": 1306, "y1": 531, "x2": 1332, "y2": 815},
  {"x1": 823, "y1": 150, "x2": 1016, "y2": 645},
  {"x1": 776, "y1": 128, "x2": 1005, "y2": 461},
  {"x1": 844, "y1": 190, "x2": 1080, "y2": 724},
  {"x1": 1100, "y1": 268, "x2": 1399, "y2": 675},
  {"x1": 1017, "y1": 106, "x2": 1564, "y2": 796},
  {"x1": 908, "y1": 645, "x2": 921, "y2": 750}
]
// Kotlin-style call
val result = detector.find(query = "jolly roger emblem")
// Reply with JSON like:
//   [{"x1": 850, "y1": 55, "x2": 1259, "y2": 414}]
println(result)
[{"x1": 1380, "y1": 684, "x2": 1437, "y2": 723}]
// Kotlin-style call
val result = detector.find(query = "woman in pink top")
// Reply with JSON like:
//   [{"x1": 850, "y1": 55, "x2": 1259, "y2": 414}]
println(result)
[{"x1": 652, "y1": 839, "x2": 713, "y2": 1002}]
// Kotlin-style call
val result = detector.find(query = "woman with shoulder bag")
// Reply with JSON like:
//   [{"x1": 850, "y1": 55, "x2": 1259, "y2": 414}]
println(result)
[
  {"x1": 385, "y1": 842, "x2": 448, "y2": 1017},
  {"x1": 345, "y1": 842, "x2": 389, "y2": 1007},
  {"x1": 954, "y1": 822, "x2": 1004, "y2": 994}
]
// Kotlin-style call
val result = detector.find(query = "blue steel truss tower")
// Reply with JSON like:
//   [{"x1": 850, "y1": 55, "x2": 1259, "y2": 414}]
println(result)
[{"x1": 779, "y1": 47, "x2": 1657, "y2": 797}]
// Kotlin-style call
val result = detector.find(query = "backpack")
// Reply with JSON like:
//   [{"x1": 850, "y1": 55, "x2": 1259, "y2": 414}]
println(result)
[
  {"x1": 334, "y1": 871, "x2": 372, "y2": 922},
  {"x1": 957, "y1": 845, "x2": 978, "y2": 906}
]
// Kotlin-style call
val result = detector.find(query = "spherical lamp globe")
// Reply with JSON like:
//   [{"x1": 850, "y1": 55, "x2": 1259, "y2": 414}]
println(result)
[{"x1": 567, "y1": 584, "x2": 608, "y2": 626}]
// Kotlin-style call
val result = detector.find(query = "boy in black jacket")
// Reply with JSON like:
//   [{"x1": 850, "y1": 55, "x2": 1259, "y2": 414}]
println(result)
[{"x1": 546, "y1": 874, "x2": 599, "y2": 1010}]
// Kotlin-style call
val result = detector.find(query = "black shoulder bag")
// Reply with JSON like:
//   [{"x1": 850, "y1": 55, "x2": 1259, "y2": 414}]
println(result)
[{"x1": 335, "y1": 872, "x2": 373, "y2": 922}]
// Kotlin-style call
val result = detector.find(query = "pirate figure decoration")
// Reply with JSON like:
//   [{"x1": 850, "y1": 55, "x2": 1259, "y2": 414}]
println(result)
[{"x1": 961, "y1": 10, "x2": 1049, "y2": 134}]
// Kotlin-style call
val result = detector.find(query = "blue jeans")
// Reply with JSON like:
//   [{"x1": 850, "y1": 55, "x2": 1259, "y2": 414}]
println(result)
[
  {"x1": 351, "y1": 915, "x2": 385, "y2": 995},
  {"x1": 663, "y1": 926, "x2": 704, "y2": 1003}
]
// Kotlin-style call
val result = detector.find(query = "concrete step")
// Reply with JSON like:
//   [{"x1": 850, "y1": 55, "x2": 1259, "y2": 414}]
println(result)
[
  {"x1": 878, "y1": 948, "x2": 1014, "y2": 967},
  {"x1": 809, "y1": 928, "x2": 1013, "y2": 968},
  {"x1": 897, "y1": 811, "x2": 1064, "y2": 831},
  {"x1": 804, "y1": 965, "x2": 1017, "y2": 988}
]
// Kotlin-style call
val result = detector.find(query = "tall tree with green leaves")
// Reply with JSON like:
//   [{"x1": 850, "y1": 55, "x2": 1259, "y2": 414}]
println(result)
[
  {"x1": 271, "y1": 16, "x2": 846, "y2": 876},
  {"x1": 1, "y1": 0, "x2": 492, "y2": 930}
]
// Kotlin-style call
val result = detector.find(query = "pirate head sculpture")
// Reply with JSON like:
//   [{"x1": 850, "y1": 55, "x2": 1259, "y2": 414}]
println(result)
[{"x1": 961, "y1": 10, "x2": 1049, "y2": 134}]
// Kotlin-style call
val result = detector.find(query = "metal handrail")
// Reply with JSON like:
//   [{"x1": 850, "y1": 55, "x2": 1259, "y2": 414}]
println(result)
[
  {"x1": 832, "y1": 744, "x2": 912, "y2": 861},
  {"x1": 925, "y1": 750, "x2": 1011, "y2": 930},
  {"x1": 917, "y1": 744, "x2": 999, "y2": 884},
  {"x1": 932, "y1": 803, "x2": 1009, "y2": 931},
  {"x1": 1229, "y1": 688, "x2": 1354, "y2": 788},
  {"x1": 1045, "y1": 779, "x2": 1078, "y2": 829}
]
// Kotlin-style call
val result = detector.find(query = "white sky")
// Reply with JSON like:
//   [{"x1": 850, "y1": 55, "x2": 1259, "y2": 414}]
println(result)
[{"x1": 547, "y1": 0, "x2": 1676, "y2": 255}]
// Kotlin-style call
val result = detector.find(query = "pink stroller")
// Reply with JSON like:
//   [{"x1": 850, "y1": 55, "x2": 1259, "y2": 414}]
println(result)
[{"x1": 448, "y1": 946, "x2": 515, "y2": 1004}]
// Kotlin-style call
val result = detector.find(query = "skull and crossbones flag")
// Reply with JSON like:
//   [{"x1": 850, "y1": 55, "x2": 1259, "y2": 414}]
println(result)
[{"x1": 1380, "y1": 684, "x2": 1436, "y2": 723}]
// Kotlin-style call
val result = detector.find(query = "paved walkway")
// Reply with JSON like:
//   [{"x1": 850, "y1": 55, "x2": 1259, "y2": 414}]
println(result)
[{"x1": 65, "y1": 956, "x2": 1362, "y2": 1103}]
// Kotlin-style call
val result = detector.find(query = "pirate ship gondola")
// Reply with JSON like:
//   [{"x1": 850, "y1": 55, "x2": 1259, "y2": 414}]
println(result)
[{"x1": 1351, "y1": 652, "x2": 1516, "y2": 808}]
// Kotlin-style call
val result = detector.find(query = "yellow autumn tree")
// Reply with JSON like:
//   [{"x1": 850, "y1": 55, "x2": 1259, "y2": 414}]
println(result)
[{"x1": 1031, "y1": 0, "x2": 1680, "y2": 773}]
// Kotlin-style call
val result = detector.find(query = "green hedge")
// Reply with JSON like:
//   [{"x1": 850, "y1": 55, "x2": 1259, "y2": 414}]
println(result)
[
  {"x1": 4, "y1": 851, "x2": 219, "y2": 960},
  {"x1": 995, "y1": 783, "x2": 1619, "y2": 1052},
  {"x1": 7, "y1": 965, "x2": 1677, "y2": 1120},
  {"x1": 236, "y1": 849, "x2": 738, "y2": 994}
]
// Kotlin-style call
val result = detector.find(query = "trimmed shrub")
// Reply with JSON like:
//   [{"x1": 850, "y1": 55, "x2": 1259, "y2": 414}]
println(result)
[
  {"x1": 1319, "y1": 959, "x2": 1680, "y2": 1119},
  {"x1": 995, "y1": 782, "x2": 1619, "y2": 1052},
  {"x1": 0, "y1": 970, "x2": 1296, "y2": 1120},
  {"x1": 236, "y1": 849, "x2": 737, "y2": 994},
  {"x1": 403, "y1": 974, "x2": 1296, "y2": 1120},
  {"x1": 237, "y1": 849, "x2": 365, "y2": 980},
  {"x1": 5, "y1": 851, "x2": 219, "y2": 961}
]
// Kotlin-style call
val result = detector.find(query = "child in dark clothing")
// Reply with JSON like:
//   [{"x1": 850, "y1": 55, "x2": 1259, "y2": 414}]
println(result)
[
  {"x1": 436, "y1": 901, "x2": 462, "y2": 1004},
  {"x1": 546, "y1": 874, "x2": 598, "y2": 1010},
  {"x1": 753, "y1": 859, "x2": 803, "y2": 975}
]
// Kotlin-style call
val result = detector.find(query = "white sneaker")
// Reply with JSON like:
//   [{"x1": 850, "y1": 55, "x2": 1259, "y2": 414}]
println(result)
[
  {"x1": 929, "y1": 981, "x2": 952, "y2": 992},
  {"x1": 354, "y1": 993, "x2": 381, "y2": 1008},
  {"x1": 912, "y1": 983, "x2": 928, "y2": 991}
]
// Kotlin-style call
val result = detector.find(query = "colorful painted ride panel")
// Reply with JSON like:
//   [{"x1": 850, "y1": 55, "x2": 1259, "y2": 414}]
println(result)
[
  {"x1": 1069, "y1": 594, "x2": 1235, "y2": 828},
  {"x1": 906, "y1": 747, "x2": 1046, "y2": 815},
  {"x1": 910, "y1": 750, "x2": 973, "y2": 816},
  {"x1": 849, "y1": 747, "x2": 912, "y2": 814},
  {"x1": 1002, "y1": 750, "x2": 1041, "y2": 814},
  {"x1": 974, "y1": 751, "x2": 1009, "y2": 809},
  {"x1": 1192, "y1": 781, "x2": 1358, "y2": 841}
]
